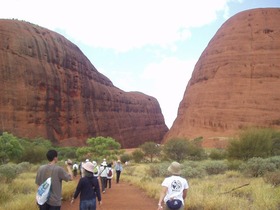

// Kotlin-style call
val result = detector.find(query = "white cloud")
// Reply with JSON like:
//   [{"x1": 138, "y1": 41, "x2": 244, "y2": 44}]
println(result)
[
  {"x1": 1, "y1": 0, "x2": 232, "y2": 52},
  {"x1": 141, "y1": 57, "x2": 196, "y2": 127}
]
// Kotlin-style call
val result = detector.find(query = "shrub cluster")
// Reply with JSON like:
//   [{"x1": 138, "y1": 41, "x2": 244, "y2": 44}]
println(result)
[{"x1": 240, "y1": 156, "x2": 280, "y2": 177}]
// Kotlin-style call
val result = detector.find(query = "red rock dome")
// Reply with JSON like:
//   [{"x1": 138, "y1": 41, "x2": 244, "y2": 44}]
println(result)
[
  {"x1": 0, "y1": 19, "x2": 168, "y2": 148},
  {"x1": 164, "y1": 8, "x2": 280, "y2": 147}
]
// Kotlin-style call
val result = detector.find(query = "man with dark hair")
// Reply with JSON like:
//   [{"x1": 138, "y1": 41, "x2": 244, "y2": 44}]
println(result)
[{"x1": 35, "y1": 149, "x2": 73, "y2": 210}]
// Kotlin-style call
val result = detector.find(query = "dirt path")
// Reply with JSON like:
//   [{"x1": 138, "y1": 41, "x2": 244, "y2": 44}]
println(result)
[{"x1": 61, "y1": 179, "x2": 158, "y2": 210}]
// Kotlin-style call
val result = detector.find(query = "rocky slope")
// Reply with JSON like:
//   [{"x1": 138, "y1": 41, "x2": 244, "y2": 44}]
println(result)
[
  {"x1": 0, "y1": 19, "x2": 168, "y2": 148},
  {"x1": 164, "y1": 8, "x2": 280, "y2": 147}
]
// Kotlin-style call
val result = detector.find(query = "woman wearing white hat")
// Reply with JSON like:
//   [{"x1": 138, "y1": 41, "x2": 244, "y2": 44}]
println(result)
[
  {"x1": 72, "y1": 162, "x2": 102, "y2": 210},
  {"x1": 157, "y1": 162, "x2": 189, "y2": 210}
]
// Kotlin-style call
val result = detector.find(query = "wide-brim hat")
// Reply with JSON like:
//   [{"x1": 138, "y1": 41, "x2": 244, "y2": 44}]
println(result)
[
  {"x1": 101, "y1": 162, "x2": 107, "y2": 166},
  {"x1": 83, "y1": 162, "x2": 94, "y2": 173},
  {"x1": 167, "y1": 161, "x2": 182, "y2": 175}
]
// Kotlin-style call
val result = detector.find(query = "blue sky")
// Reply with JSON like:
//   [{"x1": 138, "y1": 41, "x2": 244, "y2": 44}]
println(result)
[{"x1": 1, "y1": 0, "x2": 279, "y2": 128}]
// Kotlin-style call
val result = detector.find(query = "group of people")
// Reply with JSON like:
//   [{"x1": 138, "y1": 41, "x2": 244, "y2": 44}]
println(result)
[
  {"x1": 35, "y1": 149, "x2": 189, "y2": 210},
  {"x1": 35, "y1": 149, "x2": 123, "y2": 210}
]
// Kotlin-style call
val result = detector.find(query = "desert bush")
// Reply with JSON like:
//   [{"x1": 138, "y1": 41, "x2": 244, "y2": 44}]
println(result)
[
  {"x1": 267, "y1": 156, "x2": 280, "y2": 169},
  {"x1": 202, "y1": 160, "x2": 228, "y2": 175},
  {"x1": 227, "y1": 128, "x2": 280, "y2": 160},
  {"x1": 182, "y1": 165, "x2": 206, "y2": 179},
  {"x1": 263, "y1": 171, "x2": 280, "y2": 186},
  {"x1": 0, "y1": 163, "x2": 19, "y2": 183},
  {"x1": 140, "y1": 141, "x2": 161, "y2": 162},
  {"x1": 120, "y1": 153, "x2": 131, "y2": 163},
  {"x1": 163, "y1": 138, "x2": 206, "y2": 162},
  {"x1": 17, "y1": 162, "x2": 32, "y2": 173},
  {"x1": 147, "y1": 162, "x2": 170, "y2": 178},
  {"x1": 209, "y1": 149, "x2": 227, "y2": 160},
  {"x1": 131, "y1": 149, "x2": 145, "y2": 163},
  {"x1": 240, "y1": 157, "x2": 276, "y2": 177},
  {"x1": 225, "y1": 159, "x2": 244, "y2": 171}
]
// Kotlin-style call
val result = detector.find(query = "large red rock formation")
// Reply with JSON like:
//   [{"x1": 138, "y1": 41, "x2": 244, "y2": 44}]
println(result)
[
  {"x1": 0, "y1": 19, "x2": 168, "y2": 148},
  {"x1": 164, "y1": 8, "x2": 280, "y2": 147}
]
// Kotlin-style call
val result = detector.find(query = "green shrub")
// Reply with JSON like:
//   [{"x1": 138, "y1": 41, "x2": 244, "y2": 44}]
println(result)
[
  {"x1": 209, "y1": 149, "x2": 227, "y2": 160},
  {"x1": 267, "y1": 156, "x2": 280, "y2": 169},
  {"x1": 131, "y1": 149, "x2": 145, "y2": 163},
  {"x1": 147, "y1": 162, "x2": 170, "y2": 178},
  {"x1": 0, "y1": 163, "x2": 19, "y2": 183},
  {"x1": 17, "y1": 162, "x2": 32, "y2": 174},
  {"x1": 182, "y1": 165, "x2": 206, "y2": 178},
  {"x1": 240, "y1": 157, "x2": 276, "y2": 177},
  {"x1": 227, "y1": 128, "x2": 280, "y2": 160},
  {"x1": 202, "y1": 160, "x2": 228, "y2": 175},
  {"x1": 120, "y1": 153, "x2": 131, "y2": 163},
  {"x1": 163, "y1": 138, "x2": 206, "y2": 161},
  {"x1": 225, "y1": 159, "x2": 244, "y2": 171}
]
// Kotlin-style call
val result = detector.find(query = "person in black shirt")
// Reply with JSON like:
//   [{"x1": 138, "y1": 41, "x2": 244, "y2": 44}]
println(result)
[{"x1": 72, "y1": 162, "x2": 102, "y2": 210}]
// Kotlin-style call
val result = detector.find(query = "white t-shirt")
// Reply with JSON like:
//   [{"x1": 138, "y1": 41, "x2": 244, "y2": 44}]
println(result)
[{"x1": 161, "y1": 175, "x2": 189, "y2": 204}]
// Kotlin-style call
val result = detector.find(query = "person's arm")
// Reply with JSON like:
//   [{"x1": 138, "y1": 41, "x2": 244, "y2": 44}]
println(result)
[
  {"x1": 157, "y1": 186, "x2": 167, "y2": 209},
  {"x1": 71, "y1": 179, "x2": 82, "y2": 204},
  {"x1": 94, "y1": 178, "x2": 102, "y2": 205},
  {"x1": 183, "y1": 189, "x2": 188, "y2": 200},
  {"x1": 66, "y1": 164, "x2": 74, "y2": 180}
]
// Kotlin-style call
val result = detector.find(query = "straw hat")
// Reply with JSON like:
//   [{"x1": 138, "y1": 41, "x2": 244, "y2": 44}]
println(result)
[
  {"x1": 167, "y1": 161, "x2": 182, "y2": 175},
  {"x1": 83, "y1": 161, "x2": 94, "y2": 173}
]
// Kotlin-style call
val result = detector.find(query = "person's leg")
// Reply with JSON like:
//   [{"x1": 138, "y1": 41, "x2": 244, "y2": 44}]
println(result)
[
  {"x1": 80, "y1": 200, "x2": 88, "y2": 210},
  {"x1": 117, "y1": 171, "x2": 121, "y2": 183},
  {"x1": 116, "y1": 171, "x2": 120, "y2": 183},
  {"x1": 109, "y1": 178, "x2": 111, "y2": 188},
  {"x1": 37, "y1": 203, "x2": 48, "y2": 210},
  {"x1": 47, "y1": 204, "x2": 61, "y2": 210},
  {"x1": 88, "y1": 199, "x2": 96, "y2": 210},
  {"x1": 101, "y1": 177, "x2": 106, "y2": 192}
]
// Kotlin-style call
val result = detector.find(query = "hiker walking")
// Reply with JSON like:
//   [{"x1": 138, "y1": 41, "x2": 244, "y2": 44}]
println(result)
[
  {"x1": 106, "y1": 163, "x2": 113, "y2": 188},
  {"x1": 99, "y1": 162, "x2": 108, "y2": 193},
  {"x1": 115, "y1": 159, "x2": 123, "y2": 184},
  {"x1": 71, "y1": 161, "x2": 102, "y2": 210},
  {"x1": 157, "y1": 161, "x2": 189, "y2": 210},
  {"x1": 35, "y1": 149, "x2": 73, "y2": 210}
]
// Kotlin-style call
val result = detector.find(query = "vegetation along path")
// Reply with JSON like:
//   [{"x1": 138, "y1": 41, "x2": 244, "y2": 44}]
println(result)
[{"x1": 61, "y1": 179, "x2": 158, "y2": 210}]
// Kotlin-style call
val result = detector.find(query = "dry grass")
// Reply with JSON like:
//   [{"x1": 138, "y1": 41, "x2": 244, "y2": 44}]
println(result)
[
  {"x1": 1, "y1": 164, "x2": 280, "y2": 210},
  {"x1": 122, "y1": 164, "x2": 280, "y2": 210}
]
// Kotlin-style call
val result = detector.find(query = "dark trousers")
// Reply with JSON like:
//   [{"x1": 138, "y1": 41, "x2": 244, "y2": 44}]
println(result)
[
  {"x1": 38, "y1": 203, "x2": 61, "y2": 210},
  {"x1": 107, "y1": 178, "x2": 112, "y2": 188},
  {"x1": 100, "y1": 176, "x2": 107, "y2": 192},
  {"x1": 116, "y1": 170, "x2": 121, "y2": 183}
]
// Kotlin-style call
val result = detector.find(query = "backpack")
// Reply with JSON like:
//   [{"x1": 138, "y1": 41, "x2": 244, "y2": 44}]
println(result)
[
  {"x1": 107, "y1": 169, "x2": 112, "y2": 177},
  {"x1": 36, "y1": 177, "x2": 52, "y2": 205}
]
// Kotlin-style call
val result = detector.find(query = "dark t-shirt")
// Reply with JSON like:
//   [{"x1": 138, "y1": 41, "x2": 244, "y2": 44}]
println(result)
[{"x1": 73, "y1": 176, "x2": 101, "y2": 202}]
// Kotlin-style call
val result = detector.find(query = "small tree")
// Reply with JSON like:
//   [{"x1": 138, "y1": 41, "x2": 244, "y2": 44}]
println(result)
[
  {"x1": 131, "y1": 149, "x2": 145, "y2": 163},
  {"x1": 87, "y1": 136, "x2": 121, "y2": 158},
  {"x1": 227, "y1": 128, "x2": 279, "y2": 160},
  {"x1": 0, "y1": 132, "x2": 23, "y2": 164},
  {"x1": 140, "y1": 141, "x2": 161, "y2": 162},
  {"x1": 163, "y1": 138, "x2": 189, "y2": 162}
]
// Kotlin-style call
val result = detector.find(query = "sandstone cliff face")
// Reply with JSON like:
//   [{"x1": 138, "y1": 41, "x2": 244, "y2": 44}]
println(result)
[
  {"x1": 0, "y1": 19, "x2": 168, "y2": 148},
  {"x1": 164, "y1": 8, "x2": 280, "y2": 147}
]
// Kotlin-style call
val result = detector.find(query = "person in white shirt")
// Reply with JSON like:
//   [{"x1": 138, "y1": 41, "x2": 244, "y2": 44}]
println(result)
[
  {"x1": 99, "y1": 162, "x2": 108, "y2": 193},
  {"x1": 157, "y1": 161, "x2": 189, "y2": 210}
]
